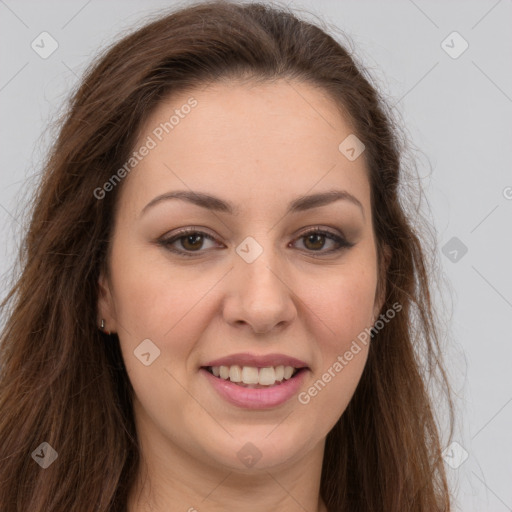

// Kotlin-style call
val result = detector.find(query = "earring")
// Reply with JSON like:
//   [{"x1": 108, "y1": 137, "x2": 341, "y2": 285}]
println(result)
[{"x1": 100, "y1": 319, "x2": 111, "y2": 335}]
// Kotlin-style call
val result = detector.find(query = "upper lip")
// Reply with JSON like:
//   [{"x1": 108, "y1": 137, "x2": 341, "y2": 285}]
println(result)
[{"x1": 202, "y1": 352, "x2": 309, "y2": 369}]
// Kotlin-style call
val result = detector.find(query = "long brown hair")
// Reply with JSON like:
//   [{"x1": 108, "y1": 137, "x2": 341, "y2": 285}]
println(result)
[{"x1": 0, "y1": 1, "x2": 453, "y2": 510}]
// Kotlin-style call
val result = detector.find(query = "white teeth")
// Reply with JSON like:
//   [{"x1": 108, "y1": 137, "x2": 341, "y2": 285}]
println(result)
[
  {"x1": 259, "y1": 367, "x2": 276, "y2": 386},
  {"x1": 242, "y1": 366, "x2": 259, "y2": 384},
  {"x1": 209, "y1": 364, "x2": 299, "y2": 386},
  {"x1": 283, "y1": 366, "x2": 294, "y2": 379},
  {"x1": 229, "y1": 365, "x2": 242, "y2": 382},
  {"x1": 219, "y1": 366, "x2": 229, "y2": 379}
]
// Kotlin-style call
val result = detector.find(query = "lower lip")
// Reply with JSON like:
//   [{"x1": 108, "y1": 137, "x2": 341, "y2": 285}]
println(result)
[{"x1": 201, "y1": 368, "x2": 308, "y2": 409}]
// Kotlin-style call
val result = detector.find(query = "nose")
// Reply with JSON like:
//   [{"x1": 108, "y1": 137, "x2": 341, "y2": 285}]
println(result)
[{"x1": 222, "y1": 248, "x2": 297, "y2": 335}]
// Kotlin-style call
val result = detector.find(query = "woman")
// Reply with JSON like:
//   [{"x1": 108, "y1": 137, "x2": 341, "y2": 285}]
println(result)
[{"x1": 0, "y1": 1, "x2": 453, "y2": 510}]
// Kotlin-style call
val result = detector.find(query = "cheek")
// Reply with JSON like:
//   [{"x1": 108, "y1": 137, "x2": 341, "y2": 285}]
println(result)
[
  {"x1": 310, "y1": 263, "x2": 377, "y2": 352},
  {"x1": 110, "y1": 252, "x2": 213, "y2": 426},
  {"x1": 109, "y1": 245, "x2": 220, "y2": 373},
  {"x1": 295, "y1": 259, "x2": 376, "y2": 424},
  {"x1": 110, "y1": 241, "x2": 200, "y2": 333}
]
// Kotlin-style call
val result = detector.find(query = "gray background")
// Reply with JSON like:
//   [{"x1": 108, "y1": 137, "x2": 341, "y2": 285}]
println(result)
[{"x1": 0, "y1": 1, "x2": 511, "y2": 510}]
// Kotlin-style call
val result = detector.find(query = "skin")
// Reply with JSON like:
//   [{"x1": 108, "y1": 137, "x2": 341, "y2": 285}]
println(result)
[{"x1": 98, "y1": 79, "x2": 387, "y2": 512}]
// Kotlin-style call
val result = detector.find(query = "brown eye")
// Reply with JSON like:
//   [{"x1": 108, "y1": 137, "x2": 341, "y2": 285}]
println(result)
[
  {"x1": 159, "y1": 229, "x2": 219, "y2": 256},
  {"x1": 303, "y1": 232, "x2": 327, "y2": 251},
  {"x1": 180, "y1": 233, "x2": 205, "y2": 251},
  {"x1": 292, "y1": 228, "x2": 354, "y2": 254},
  {"x1": 158, "y1": 227, "x2": 354, "y2": 257}
]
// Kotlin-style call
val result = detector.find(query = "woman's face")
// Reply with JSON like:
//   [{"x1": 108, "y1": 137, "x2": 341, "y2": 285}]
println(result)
[{"x1": 99, "y1": 79, "x2": 384, "y2": 473}]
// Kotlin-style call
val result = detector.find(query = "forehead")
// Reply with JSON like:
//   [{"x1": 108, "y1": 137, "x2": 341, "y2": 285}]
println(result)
[{"x1": 122, "y1": 79, "x2": 370, "y2": 214}]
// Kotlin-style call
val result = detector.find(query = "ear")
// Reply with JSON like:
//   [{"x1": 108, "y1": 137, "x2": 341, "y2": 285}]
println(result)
[
  {"x1": 97, "y1": 269, "x2": 117, "y2": 333},
  {"x1": 373, "y1": 242, "x2": 391, "y2": 321}
]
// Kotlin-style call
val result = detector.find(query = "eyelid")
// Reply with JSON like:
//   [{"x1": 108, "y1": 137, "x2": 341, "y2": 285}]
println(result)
[
  {"x1": 293, "y1": 224, "x2": 346, "y2": 240},
  {"x1": 290, "y1": 226, "x2": 355, "y2": 254},
  {"x1": 158, "y1": 227, "x2": 222, "y2": 256},
  {"x1": 157, "y1": 225, "x2": 354, "y2": 257}
]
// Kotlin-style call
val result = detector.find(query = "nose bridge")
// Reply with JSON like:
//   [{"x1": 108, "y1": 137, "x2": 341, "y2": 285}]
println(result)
[
  {"x1": 223, "y1": 234, "x2": 296, "y2": 333},
  {"x1": 236, "y1": 235, "x2": 285, "y2": 304}
]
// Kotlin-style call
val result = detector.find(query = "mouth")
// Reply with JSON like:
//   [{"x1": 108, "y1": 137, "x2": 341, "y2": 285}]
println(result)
[
  {"x1": 202, "y1": 364, "x2": 306, "y2": 388},
  {"x1": 200, "y1": 354, "x2": 310, "y2": 409},
  {"x1": 200, "y1": 352, "x2": 310, "y2": 408}
]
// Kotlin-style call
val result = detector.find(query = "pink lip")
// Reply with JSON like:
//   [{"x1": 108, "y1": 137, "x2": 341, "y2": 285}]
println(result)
[
  {"x1": 202, "y1": 352, "x2": 309, "y2": 369},
  {"x1": 201, "y1": 368, "x2": 308, "y2": 409}
]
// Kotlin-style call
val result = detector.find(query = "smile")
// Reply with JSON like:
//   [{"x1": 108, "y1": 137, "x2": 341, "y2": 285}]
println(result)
[
  {"x1": 206, "y1": 364, "x2": 301, "y2": 387},
  {"x1": 200, "y1": 367, "x2": 309, "y2": 409}
]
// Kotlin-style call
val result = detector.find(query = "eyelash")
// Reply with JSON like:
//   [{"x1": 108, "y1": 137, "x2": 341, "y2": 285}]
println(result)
[{"x1": 158, "y1": 226, "x2": 355, "y2": 257}]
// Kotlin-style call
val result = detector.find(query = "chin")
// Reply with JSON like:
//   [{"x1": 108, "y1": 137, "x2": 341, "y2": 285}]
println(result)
[{"x1": 197, "y1": 423, "x2": 316, "y2": 472}]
